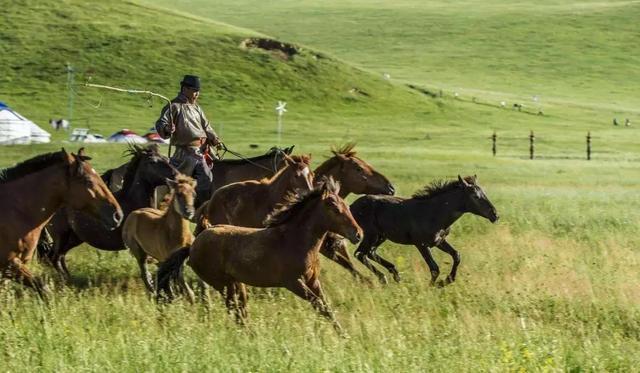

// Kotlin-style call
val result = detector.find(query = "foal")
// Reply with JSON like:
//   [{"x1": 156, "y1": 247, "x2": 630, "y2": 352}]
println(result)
[
  {"x1": 122, "y1": 175, "x2": 196, "y2": 292},
  {"x1": 157, "y1": 178, "x2": 362, "y2": 330},
  {"x1": 350, "y1": 175, "x2": 498, "y2": 285}
]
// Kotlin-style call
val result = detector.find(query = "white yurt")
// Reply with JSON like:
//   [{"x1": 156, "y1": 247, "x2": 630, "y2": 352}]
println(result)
[{"x1": 0, "y1": 101, "x2": 51, "y2": 144}]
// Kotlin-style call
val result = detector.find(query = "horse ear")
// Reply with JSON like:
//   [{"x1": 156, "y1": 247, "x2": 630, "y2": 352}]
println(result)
[
  {"x1": 472, "y1": 174, "x2": 478, "y2": 183},
  {"x1": 283, "y1": 154, "x2": 295, "y2": 165},
  {"x1": 286, "y1": 145, "x2": 295, "y2": 154},
  {"x1": 75, "y1": 147, "x2": 92, "y2": 161},
  {"x1": 458, "y1": 175, "x2": 469, "y2": 186}
]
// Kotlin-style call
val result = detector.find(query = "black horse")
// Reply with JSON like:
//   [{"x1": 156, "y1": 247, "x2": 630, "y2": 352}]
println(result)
[
  {"x1": 350, "y1": 175, "x2": 498, "y2": 285},
  {"x1": 37, "y1": 144, "x2": 179, "y2": 278}
]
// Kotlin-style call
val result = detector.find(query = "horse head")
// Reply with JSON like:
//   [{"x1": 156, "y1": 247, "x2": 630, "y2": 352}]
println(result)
[
  {"x1": 166, "y1": 174, "x2": 197, "y2": 220},
  {"x1": 64, "y1": 148, "x2": 123, "y2": 230},
  {"x1": 318, "y1": 177, "x2": 362, "y2": 244},
  {"x1": 322, "y1": 144, "x2": 395, "y2": 197},
  {"x1": 284, "y1": 153, "x2": 314, "y2": 192},
  {"x1": 124, "y1": 144, "x2": 178, "y2": 191},
  {"x1": 458, "y1": 175, "x2": 499, "y2": 223}
]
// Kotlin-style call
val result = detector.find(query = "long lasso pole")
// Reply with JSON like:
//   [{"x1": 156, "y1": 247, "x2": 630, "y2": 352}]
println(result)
[{"x1": 84, "y1": 82, "x2": 175, "y2": 157}]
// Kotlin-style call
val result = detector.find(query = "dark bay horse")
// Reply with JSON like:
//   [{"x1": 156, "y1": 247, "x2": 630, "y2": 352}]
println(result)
[
  {"x1": 157, "y1": 178, "x2": 362, "y2": 331},
  {"x1": 196, "y1": 154, "x2": 313, "y2": 233},
  {"x1": 122, "y1": 174, "x2": 196, "y2": 293},
  {"x1": 211, "y1": 145, "x2": 294, "y2": 192},
  {"x1": 38, "y1": 144, "x2": 179, "y2": 278},
  {"x1": 350, "y1": 175, "x2": 498, "y2": 285},
  {"x1": 314, "y1": 144, "x2": 394, "y2": 282},
  {"x1": 0, "y1": 148, "x2": 122, "y2": 297}
]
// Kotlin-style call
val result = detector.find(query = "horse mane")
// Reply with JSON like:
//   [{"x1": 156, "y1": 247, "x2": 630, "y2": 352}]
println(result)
[
  {"x1": 174, "y1": 173, "x2": 196, "y2": 186},
  {"x1": 315, "y1": 143, "x2": 358, "y2": 176},
  {"x1": 264, "y1": 177, "x2": 339, "y2": 227},
  {"x1": 0, "y1": 150, "x2": 67, "y2": 184},
  {"x1": 412, "y1": 176, "x2": 475, "y2": 200},
  {"x1": 331, "y1": 142, "x2": 357, "y2": 158},
  {"x1": 120, "y1": 143, "x2": 161, "y2": 192},
  {"x1": 289, "y1": 154, "x2": 311, "y2": 165}
]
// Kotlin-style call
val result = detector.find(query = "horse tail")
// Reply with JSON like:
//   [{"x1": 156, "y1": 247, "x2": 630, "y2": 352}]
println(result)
[{"x1": 156, "y1": 246, "x2": 191, "y2": 302}]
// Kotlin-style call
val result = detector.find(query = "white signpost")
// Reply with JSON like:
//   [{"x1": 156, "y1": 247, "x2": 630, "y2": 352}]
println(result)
[{"x1": 275, "y1": 101, "x2": 287, "y2": 144}]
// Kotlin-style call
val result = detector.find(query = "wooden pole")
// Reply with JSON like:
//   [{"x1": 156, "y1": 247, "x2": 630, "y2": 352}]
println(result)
[
  {"x1": 529, "y1": 130, "x2": 535, "y2": 160},
  {"x1": 491, "y1": 131, "x2": 497, "y2": 157},
  {"x1": 586, "y1": 131, "x2": 591, "y2": 160}
]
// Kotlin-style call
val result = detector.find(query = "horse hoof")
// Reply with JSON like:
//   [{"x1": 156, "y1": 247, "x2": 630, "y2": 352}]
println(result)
[
  {"x1": 378, "y1": 275, "x2": 388, "y2": 285},
  {"x1": 392, "y1": 273, "x2": 401, "y2": 282}
]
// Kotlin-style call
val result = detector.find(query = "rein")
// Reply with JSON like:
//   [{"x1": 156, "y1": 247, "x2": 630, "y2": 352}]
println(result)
[{"x1": 217, "y1": 143, "x2": 277, "y2": 172}]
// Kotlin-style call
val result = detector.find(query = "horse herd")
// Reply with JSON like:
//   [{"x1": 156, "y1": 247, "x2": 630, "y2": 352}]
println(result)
[{"x1": 0, "y1": 143, "x2": 498, "y2": 330}]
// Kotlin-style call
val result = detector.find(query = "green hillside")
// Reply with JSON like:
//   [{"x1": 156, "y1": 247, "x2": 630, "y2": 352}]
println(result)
[
  {"x1": 155, "y1": 0, "x2": 640, "y2": 110},
  {"x1": 0, "y1": 0, "x2": 438, "y2": 142}
]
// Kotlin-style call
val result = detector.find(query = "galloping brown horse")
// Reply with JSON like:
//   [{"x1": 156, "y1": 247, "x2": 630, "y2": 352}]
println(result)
[
  {"x1": 38, "y1": 144, "x2": 178, "y2": 279},
  {"x1": 0, "y1": 148, "x2": 122, "y2": 297},
  {"x1": 157, "y1": 178, "x2": 362, "y2": 330},
  {"x1": 122, "y1": 174, "x2": 197, "y2": 293},
  {"x1": 314, "y1": 144, "x2": 395, "y2": 282},
  {"x1": 195, "y1": 154, "x2": 313, "y2": 233}
]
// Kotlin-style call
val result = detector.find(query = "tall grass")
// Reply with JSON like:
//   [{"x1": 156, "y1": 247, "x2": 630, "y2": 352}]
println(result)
[{"x1": 1, "y1": 0, "x2": 639, "y2": 370}]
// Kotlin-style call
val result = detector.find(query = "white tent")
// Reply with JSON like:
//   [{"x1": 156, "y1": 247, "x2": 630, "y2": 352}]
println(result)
[{"x1": 0, "y1": 102, "x2": 51, "y2": 144}]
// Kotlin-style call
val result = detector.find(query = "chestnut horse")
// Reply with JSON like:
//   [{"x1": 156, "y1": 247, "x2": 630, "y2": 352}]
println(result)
[
  {"x1": 0, "y1": 148, "x2": 122, "y2": 297},
  {"x1": 157, "y1": 178, "x2": 362, "y2": 331},
  {"x1": 122, "y1": 174, "x2": 196, "y2": 293},
  {"x1": 313, "y1": 144, "x2": 394, "y2": 282},
  {"x1": 351, "y1": 175, "x2": 498, "y2": 285},
  {"x1": 195, "y1": 154, "x2": 313, "y2": 233},
  {"x1": 37, "y1": 144, "x2": 178, "y2": 278}
]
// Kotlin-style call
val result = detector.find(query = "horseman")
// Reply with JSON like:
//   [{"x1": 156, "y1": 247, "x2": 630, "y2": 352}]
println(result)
[{"x1": 155, "y1": 75, "x2": 222, "y2": 207}]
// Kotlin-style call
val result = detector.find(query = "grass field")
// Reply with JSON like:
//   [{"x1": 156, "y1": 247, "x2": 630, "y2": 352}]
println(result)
[{"x1": 1, "y1": 0, "x2": 639, "y2": 371}]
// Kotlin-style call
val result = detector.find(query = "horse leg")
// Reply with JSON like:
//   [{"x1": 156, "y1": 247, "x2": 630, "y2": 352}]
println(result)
[
  {"x1": 367, "y1": 249, "x2": 401, "y2": 282},
  {"x1": 436, "y1": 240, "x2": 460, "y2": 285},
  {"x1": 354, "y1": 236, "x2": 388, "y2": 284},
  {"x1": 126, "y1": 237, "x2": 155, "y2": 293},
  {"x1": 135, "y1": 252, "x2": 154, "y2": 293},
  {"x1": 236, "y1": 282, "x2": 248, "y2": 320},
  {"x1": 286, "y1": 278, "x2": 343, "y2": 333},
  {"x1": 320, "y1": 234, "x2": 372, "y2": 285},
  {"x1": 224, "y1": 282, "x2": 245, "y2": 324},
  {"x1": 52, "y1": 230, "x2": 83, "y2": 280},
  {"x1": 50, "y1": 230, "x2": 72, "y2": 279},
  {"x1": 416, "y1": 244, "x2": 440, "y2": 285},
  {"x1": 3, "y1": 258, "x2": 49, "y2": 299},
  {"x1": 176, "y1": 265, "x2": 196, "y2": 303}
]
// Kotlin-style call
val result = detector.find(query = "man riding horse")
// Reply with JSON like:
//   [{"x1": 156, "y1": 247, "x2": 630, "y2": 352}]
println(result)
[{"x1": 155, "y1": 75, "x2": 222, "y2": 207}]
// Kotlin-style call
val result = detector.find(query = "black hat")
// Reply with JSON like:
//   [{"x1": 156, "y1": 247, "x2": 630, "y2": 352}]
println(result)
[{"x1": 180, "y1": 75, "x2": 201, "y2": 90}]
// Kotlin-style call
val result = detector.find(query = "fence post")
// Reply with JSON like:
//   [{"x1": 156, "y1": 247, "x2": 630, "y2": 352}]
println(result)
[
  {"x1": 586, "y1": 132, "x2": 591, "y2": 160},
  {"x1": 529, "y1": 130, "x2": 535, "y2": 160},
  {"x1": 491, "y1": 131, "x2": 497, "y2": 156}
]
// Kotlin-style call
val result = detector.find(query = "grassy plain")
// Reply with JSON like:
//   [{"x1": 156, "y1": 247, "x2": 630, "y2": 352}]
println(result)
[{"x1": 0, "y1": 0, "x2": 639, "y2": 371}]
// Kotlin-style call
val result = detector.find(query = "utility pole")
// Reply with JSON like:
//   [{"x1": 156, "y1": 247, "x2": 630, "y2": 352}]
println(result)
[{"x1": 66, "y1": 63, "x2": 75, "y2": 126}]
